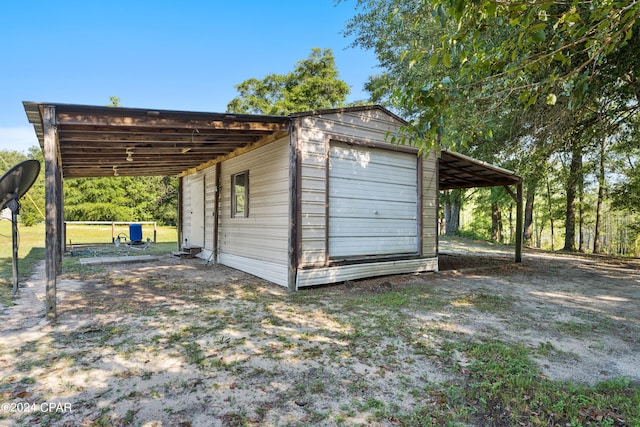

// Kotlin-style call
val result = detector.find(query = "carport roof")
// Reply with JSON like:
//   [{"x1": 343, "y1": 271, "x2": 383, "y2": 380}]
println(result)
[
  {"x1": 439, "y1": 149, "x2": 521, "y2": 190},
  {"x1": 23, "y1": 102, "x2": 521, "y2": 189},
  {"x1": 23, "y1": 102, "x2": 291, "y2": 178}
]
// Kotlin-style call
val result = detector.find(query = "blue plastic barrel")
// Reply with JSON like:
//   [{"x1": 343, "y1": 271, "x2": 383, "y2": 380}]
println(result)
[{"x1": 129, "y1": 223, "x2": 143, "y2": 242}]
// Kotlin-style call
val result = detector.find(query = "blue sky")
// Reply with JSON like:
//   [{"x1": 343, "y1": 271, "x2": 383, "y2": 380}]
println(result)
[{"x1": 0, "y1": 0, "x2": 378, "y2": 153}]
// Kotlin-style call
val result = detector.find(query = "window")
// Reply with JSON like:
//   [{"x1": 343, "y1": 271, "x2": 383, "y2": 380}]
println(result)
[{"x1": 231, "y1": 171, "x2": 249, "y2": 217}]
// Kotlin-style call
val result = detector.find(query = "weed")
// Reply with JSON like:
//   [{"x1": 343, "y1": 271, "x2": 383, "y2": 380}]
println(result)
[
  {"x1": 181, "y1": 342, "x2": 206, "y2": 367},
  {"x1": 221, "y1": 409, "x2": 248, "y2": 427},
  {"x1": 555, "y1": 320, "x2": 593, "y2": 337},
  {"x1": 308, "y1": 379, "x2": 326, "y2": 394},
  {"x1": 452, "y1": 292, "x2": 515, "y2": 313},
  {"x1": 536, "y1": 341, "x2": 555, "y2": 356}
]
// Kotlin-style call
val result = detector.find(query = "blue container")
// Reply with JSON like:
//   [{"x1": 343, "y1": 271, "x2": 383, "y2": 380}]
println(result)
[{"x1": 129, "y1": 223, "x2": 143, "y2": 242}]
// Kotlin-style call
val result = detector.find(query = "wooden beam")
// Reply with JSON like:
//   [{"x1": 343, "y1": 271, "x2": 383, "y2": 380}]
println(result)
[
  {"x1": 180, "y1": 131, "x2": 289, "y2": 177},
  {"x1": 503, "y1": 185, "x2": 517, "y2": 201},
  {"x1": 60, "y1": 145, "x2": 244, "y2": 154},
  {"x1": 56, "y1": 163, "x2": 63, "y2": 275},
  {"x1": 55, "y1": 112, "x2": 289, "y2": 132},
  {"x1": 43, "y1": 105, "x2": 58, "y2": 322},
  {"x1": 58, "y1": 129, "x2": 272, "y2": 141}
]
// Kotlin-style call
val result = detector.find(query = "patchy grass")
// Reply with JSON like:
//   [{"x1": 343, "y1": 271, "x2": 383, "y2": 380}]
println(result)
[
  {"x1": 1, "y1": 248, "x2": 639, "y2": 426},
  {"x1": 0, "y1": 222, "x2": 177, "y2": 307}
]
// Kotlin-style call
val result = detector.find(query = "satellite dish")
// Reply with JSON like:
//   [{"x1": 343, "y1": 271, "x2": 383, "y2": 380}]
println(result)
[
  {"x1": 0, "y1": 160, "x2": 41, "y2": 296},
  {"x1": 0, "y1": 160, "x2": 41, "y2": 211}
]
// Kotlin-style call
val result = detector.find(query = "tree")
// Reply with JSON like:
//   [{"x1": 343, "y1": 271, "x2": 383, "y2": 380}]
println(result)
[
  {"x1": 346, "y1": 0, "x2": 514, "y2": 235},
  {"x1": 107, "y1": 96, "x2": 121, "y2": 107},
  {"x1": 227, "y1": 48, "x2": 350, "y2": 115},
  {"x1": 392, "y1": 0, "x2": 640, "y2": 150},
  {"x1": 346, "y1": 0, "x2": 640, "y2": 252},
  {"x1": 60, "y1": 97, "x2": 179, "y2": 225}
]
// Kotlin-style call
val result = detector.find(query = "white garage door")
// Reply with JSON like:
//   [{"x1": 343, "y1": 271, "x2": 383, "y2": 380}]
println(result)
[{"x1": 328, "y1": 142, "x2": 418, "y2": 258}]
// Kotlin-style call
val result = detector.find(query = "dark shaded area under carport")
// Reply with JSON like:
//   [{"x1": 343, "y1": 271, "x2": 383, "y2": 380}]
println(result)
[{"x1": 437, "y1": 237, "x2": 515, "y2": 271}]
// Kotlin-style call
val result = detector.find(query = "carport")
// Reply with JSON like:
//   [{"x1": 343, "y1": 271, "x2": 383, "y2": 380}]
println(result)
[
  {"x1": 438, "y1": 149, "x2": 523, "y2": 263},
  {"x1": 24, "y1": 102, "x2": 522, "y2": 321}
]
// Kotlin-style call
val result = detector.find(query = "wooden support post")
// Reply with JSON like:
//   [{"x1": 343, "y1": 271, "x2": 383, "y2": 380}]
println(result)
[
  {"x1": 213, "y1": 162, "x2": 221, "y2": 264},
  {"x1": 43, "y1": 105, "x2": 59, "y2": 321},
  {"x1": 56, "y1": 164, "x2": 63, "y2": 274},
  {"x1": 177, "y1": 177, "x2": 183, "y2": 251},
  {"x1": 287, "y1": 121, "x2": 299, "y2": 292},
  {"x1": 515, "y1": 181, "x2": 523, "y2": 263}
]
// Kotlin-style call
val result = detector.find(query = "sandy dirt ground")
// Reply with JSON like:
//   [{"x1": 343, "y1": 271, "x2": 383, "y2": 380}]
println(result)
[{"x1": 0, "y1": 239, "x2": 638, "y2": 426}]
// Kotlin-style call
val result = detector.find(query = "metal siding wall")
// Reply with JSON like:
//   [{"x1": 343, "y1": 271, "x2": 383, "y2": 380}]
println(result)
[
  {"x1": 296, "y1": 109, "x2": 439, "y2": 287},
  {"x1": 218, "y1": 137, "x2": 290, "y2": 267},
  {"x1": 328, "y1": 142, "x2": 418, "y2": 258},
  {"x1": 422, "y1": 150, "x2": 438, "y2": 258},
  {"x1": 204, "y1": 167, "x2": 217, "y2": 253}
]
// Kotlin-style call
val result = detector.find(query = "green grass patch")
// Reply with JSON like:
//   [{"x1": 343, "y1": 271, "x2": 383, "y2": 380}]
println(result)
[
  {"x1": 451, "y1": 292, "x2": 516, "y2": 313},
  {"x1": 555, "y1": 320, "x2": 594, "y2": 337},
  {"x1": 0, "y1": 221, "x2": 46, "y2": 306},
  {"x1": 454, "y1": 339, "x2": 640, "y2": 426},
  {"x1": 0, "y1": 221, "x2": 177, "y2": 304}
]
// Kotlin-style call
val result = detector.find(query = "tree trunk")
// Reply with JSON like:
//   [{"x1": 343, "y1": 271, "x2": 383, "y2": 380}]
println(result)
[
  {"x1": 563, "y1": 144, "x2": 582, "y2": 252},
  {"x1": 509, "y1": 203, "x2": 514, "y2": 244},
  {"x1": 546, "y1": 176, "x2": 555, "y2": 251},
  {"x1": 593, "y1": 138, "x2": 606, "y2": 253},
  {"x1": 534, "y1": 212, "x2": 543, "y2": 248},
  {"x1": 445, "y1": 189, "x2": 462, "y2": 235},
  {"x1": 523, "y1": 179, "x2": 536, "y2": 246},
  {"x1": 443, "y1": 191, "x2": 451, "y2": 235},
  {"x1": 578, "y1": 175, "x2": 586, "y2": 252},
  {"x1": 491, "y1": 202, "x2": 503, "y2": 242}
]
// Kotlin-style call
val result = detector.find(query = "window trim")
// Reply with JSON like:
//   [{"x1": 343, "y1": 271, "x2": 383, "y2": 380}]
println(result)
[{"x1": 231, "y1": 170, "x2": 249, "y2": 218}]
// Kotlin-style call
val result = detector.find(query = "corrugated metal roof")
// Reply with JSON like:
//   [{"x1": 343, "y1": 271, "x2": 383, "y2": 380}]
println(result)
[{"x1": 439, "y1": 150, "x2": 521, "y2": 190}]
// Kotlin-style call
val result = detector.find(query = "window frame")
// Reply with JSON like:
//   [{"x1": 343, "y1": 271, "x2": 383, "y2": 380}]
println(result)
[{"x1": 231, "y1": 170, "x2": 249, "y2": 218}]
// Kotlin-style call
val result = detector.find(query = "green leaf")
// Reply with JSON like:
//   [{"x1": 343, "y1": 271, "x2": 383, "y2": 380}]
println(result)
[
  {"x1": 443, "y1": 53, "x2": 452, "y2": 67},
  {"x1": 532, "y1": 29, "x2": 546, "y2": 42},
  {"x1": 486, "y1": 2, "x2": 496, "y2": 17},
  {"x1": 529, "y1": 23, "x2": 547, "y2": 33},
  {"x1": 546, "y1": 93, "x2": 557, "y2": 105}
]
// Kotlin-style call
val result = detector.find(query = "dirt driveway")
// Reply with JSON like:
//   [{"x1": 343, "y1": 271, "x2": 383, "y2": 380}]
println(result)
[{"x1": 1, "y1": 239, "x2": 638, "y2": 426}]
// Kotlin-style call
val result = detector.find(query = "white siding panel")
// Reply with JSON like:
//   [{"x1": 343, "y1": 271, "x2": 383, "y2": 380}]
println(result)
[
  {"x1": 295, "y1": 107, "x2": 438, "y2": 284},
  {"x1": 218, "y1": 137, "x2": 290, "y2": 274},
  {"x1": 422, "y1": 151, "x2": 438, "y2": 257},
  {"x1": 204, "y1": 167, "x2": 217, "y2": 252},
  {"x1": 218, "y1": 253, "x2": 289, "y2": 287},
  {"x1": 296, "y1": 257, "x2": 438, "y2": 288}
]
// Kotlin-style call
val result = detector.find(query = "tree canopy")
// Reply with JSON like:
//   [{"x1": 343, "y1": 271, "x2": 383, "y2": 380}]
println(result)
[
  {"x1": 226, "y1": 48, "x2": 351, "y2": 115},
  {"x1": 350, "y1": 0, "x2": 640, "y2": 149},
  {"x1": 346, "y1": 0, "x2": 640, "y2": 253}
]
